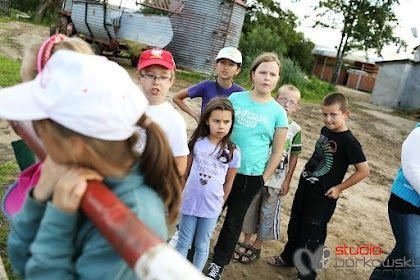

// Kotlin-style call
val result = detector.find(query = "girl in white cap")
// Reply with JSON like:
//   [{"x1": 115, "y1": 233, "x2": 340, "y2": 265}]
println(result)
[
  {"x1": 2, "y1": 35, "x2": 95, "y2": 219},
  {"x1": 1, "y1": 50, "x2": 182, "y2": 279}
]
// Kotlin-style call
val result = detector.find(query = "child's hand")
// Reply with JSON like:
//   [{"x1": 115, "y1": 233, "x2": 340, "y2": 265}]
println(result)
[
  {"x1": 52, "y1": 167, "x2": 103, "y2": 213},
  {"x1": 33, "y1": 156, "x2": 70, "y2": 203},
  {"x1": 279, "y1": 182, "x2": 290, "y2": 196},
  {"x1": 325, "y1": 186, "x2": 341, "y2": 199}
]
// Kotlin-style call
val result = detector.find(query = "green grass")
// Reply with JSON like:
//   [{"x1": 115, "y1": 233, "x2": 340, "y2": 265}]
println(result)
[
  {"x1": 175, "y1": 69, "x2": 211, "y2": 85},
  {"x1": 0, "y1": 161, "x2": 19, "y2": 280},
  {"x1": 301, "y1": 76, "x2": 336, "y2": 103},
  {"x1": 0, "y1": 55, "x2": 21, "y2": 87}
]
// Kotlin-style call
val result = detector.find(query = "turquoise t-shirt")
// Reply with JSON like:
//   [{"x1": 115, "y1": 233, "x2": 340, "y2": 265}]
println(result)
[{"x1": 229, "y1": 91, "x2": 288, "y2": 175}]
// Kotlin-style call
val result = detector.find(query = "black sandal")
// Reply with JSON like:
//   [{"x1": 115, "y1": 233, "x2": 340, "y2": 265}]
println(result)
[
  {"x1": 232, "y1": 242, "x2": 250, "y2": 262},
  {"x1": 238, "y1": 246, "x2": 261, "y2": 264}
]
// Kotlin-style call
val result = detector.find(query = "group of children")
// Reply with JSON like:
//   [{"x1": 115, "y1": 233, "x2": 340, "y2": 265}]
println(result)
[{"x1": 0, "y1": 34, "x2": 379, "y2": 280}]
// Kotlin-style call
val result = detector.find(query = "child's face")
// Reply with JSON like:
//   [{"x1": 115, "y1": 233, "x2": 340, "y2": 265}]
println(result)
[
  {"x1": 251, "y1": 61, "x2": 280, "y2": 95},
  {"x1": 33, "y1": 121, "x2": 74, "y2": 164},
  {"x1": 138, "y1": 65, "x2": 174, "y2": 105},
  {"x1": 206, "y1": 109, "x2": 233, "y2": 142},
  {"x1": 321, "y1": 103, "x2": 349, "y2": 132},
  {"x1": 276, "y1": 89, "x2": 300, "y2": 116},
  {"x1": 215, "y1": 59, "x2": 240, "y2": 81}
]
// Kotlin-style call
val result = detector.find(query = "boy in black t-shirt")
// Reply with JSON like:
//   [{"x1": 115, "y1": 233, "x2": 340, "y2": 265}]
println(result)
[{"x1": 269, "y1": 92, "x2": 369, "y2": 280}]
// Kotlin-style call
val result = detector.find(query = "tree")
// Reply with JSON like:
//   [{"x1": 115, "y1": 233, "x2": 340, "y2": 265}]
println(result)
[
  {"x1": 314, "y1": 0, "x2": 404, "y2": 85},
  {"x1": 34, "y1": 0, "x2": 60, "y2": 22},
  {"x1": 240, "y1": 0, "x2": 315, "y2": 73}
]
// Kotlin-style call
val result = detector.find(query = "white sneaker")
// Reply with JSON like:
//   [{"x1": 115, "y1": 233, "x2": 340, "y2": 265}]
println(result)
[{"x1": 168, "y1": 229, "x2": 179, "y2": 248}]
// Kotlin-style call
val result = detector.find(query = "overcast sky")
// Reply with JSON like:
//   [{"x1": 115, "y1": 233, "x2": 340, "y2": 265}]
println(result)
[{"x1": 281, "y1": 0, "x2": 419, "y2": 59}]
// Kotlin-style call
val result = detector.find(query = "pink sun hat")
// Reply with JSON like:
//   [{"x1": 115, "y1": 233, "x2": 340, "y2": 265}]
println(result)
[{"x1": 1, "y1": 162, "x2": 42, "y2": 218}]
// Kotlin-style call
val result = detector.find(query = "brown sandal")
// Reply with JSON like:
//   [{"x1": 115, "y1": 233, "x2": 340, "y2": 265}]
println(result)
[{"x1": 266, "y1": 255, "x2": 292, "y2": 267}]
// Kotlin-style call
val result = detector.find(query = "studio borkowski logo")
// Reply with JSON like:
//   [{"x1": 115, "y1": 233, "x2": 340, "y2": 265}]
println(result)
[{"x1": 293, "y1": 243, "x2": 416, "y2": 276}]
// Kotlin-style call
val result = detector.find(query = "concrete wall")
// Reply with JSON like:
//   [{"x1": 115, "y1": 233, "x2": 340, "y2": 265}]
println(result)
[
  {"x1": 400, "y1": 66, "x2": 420, "y2": 109},
  {"x1": 371, "y1": 62, "x2": 411, "y2": 108}
]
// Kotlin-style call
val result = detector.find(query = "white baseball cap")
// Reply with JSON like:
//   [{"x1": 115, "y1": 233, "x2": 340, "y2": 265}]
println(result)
[
  {"x1": 215, "y1": 47, "x2": 242, "y2": 65},
  {"x1": 0, "y1": 50, "x2": 148, "y2": 141}
]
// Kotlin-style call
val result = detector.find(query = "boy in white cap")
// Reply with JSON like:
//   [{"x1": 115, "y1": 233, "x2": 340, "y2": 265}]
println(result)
[
  {"x1": 136, "y1": 48, "x2": 189, "y2": 176},
  {"x1": 173, "y1": 46, "x2": 244, "y2": 123}
]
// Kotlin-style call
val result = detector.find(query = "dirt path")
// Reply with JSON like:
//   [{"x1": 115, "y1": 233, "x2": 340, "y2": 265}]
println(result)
[{"x1": 0, "y1": 21, "x2": 418, "y2": 280}]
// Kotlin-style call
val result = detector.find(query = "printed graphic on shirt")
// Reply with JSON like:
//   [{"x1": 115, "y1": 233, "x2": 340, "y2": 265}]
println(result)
[
  {"x1": 199, "y1": 173, "x2": 211, "y2": 185},
  {"x1": 194, "y1": 149, "x2": 230, "y2": 185},
  {"x1": 275, "y1": 138, "x2": 293, "y2": 175},
  {"x1": 235, "y1": 107, "x2": 269, "y2": 128},
  {"x1": 303, "y1": 134, "x2": 335, "y2": 183}
]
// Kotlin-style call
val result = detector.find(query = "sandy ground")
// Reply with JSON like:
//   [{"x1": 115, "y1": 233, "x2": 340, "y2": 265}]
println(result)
[{"x1": 0, "y1": 21, "x2": 418, "y2": 280}]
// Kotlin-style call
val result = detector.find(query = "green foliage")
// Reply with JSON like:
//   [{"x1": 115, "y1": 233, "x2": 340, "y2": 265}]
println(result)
[
  {"x1": 10, "y1": 0, "x2": 58, "y2": 25},
  {"x1": 239, "y1": 26, "x2": 288, "y2": 62},
  {"x1": 240, "y1": 0, "x2": 315, "y2": 74},
  {"x1": 279, "y1": 58, "x2": 307, "y2": 90},
  {"x1": 11, "y1": 0, "x2": 39, "y2": 14},
  {"x1": 175, "y1": 69, "x2": 210, "y2": 85},
  {"x1": 301, "y1": 76, "x2": 336, "y2": 102},
  {"x1": 0, "y1": 161, "x2": 19, "y2": 280},
  {"x1": 0, "y1": 55, "x2": 21, "y2": 87}
]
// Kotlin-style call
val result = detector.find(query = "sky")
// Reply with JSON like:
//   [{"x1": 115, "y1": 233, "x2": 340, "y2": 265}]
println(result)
[{"x1": 280, "y1": 0, "x2": 420, "y2": 60}]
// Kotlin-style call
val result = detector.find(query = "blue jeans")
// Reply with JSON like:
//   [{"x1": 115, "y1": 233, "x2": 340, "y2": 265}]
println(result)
[
  {"x1": 175, "y1": 214, "x2": 218, "y2": 271},
  {"x1": 370, "y1": 207, "x2": 420, "y2": 280}
]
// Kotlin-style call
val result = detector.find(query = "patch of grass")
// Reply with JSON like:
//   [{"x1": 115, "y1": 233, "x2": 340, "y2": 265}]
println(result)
[
  {"x1": 0, "y1": 55, "x2": 21, "y2": 87},
  {"x1": 0, "y1": 15, "x2": 12, "y2": 23},
  {"x1": 176, "y1": 69, "x2": 211, "y2": 85},
  {"x1": 301, "y1": 76, "x2": 336, "y2": 103},
  {"x1": 0, "y1": 161, "x2": 19, "y2": 280}
]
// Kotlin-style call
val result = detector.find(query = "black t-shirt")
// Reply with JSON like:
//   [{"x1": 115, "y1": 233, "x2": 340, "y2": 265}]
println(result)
[{"x1": 301, "y1": 126, "x2": 366, "y2": 193}]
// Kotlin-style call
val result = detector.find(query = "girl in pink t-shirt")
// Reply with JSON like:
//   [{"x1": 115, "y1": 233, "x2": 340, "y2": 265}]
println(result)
[{"x1": 175, "y1": 97, "x2": 240, "y2": 271}]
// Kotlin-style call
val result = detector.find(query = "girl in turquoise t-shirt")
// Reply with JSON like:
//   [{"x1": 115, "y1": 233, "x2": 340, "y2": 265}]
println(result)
[{"x1": 206, "y1": 52, "x2": 288, "y2": 279}]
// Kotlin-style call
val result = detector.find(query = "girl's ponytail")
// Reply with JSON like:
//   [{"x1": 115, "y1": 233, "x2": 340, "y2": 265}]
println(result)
[{"x1": 137, "y1": 115, "x2": 182, "y2": 224}]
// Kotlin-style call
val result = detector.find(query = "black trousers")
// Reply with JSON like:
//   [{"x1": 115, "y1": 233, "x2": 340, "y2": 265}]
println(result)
[
  {"x1": 213, "y1": 174, "x2": 264, "y2": 266},
  {"x1": 281, "y1": 177, "x2": 337, "y2": 280}
]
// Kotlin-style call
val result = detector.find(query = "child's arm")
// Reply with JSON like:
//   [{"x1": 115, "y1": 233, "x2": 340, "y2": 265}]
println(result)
[
  {"x1": 279, "y1": 153, "x2": 298, "y2": 196},
  {"x1": 174, "y1": 155, "x2": 187, "y2": 177},
  {"x1": 263, "y1": 128, "x2": 288, "y2": 183},
  {"x1": 172, "y1": 89, "x2": 200, "y2": 122},
  {"x1": 325, "y1": 161, "x2": 369, "y2": 199},
  {"x1": 223, "y1": 168, "x2": 238, "y2": 202},
  {"x1": 182, "y1": 154, "x2": 193, "y2": 187}
]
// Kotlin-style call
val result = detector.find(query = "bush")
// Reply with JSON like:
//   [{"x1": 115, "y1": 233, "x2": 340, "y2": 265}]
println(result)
[
  {"x1": 279, "y1": 57, "x2": 307, "y2": 90},
  {"x1": 301, "y1": 76, "x2": 336, "y2": 102}
]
